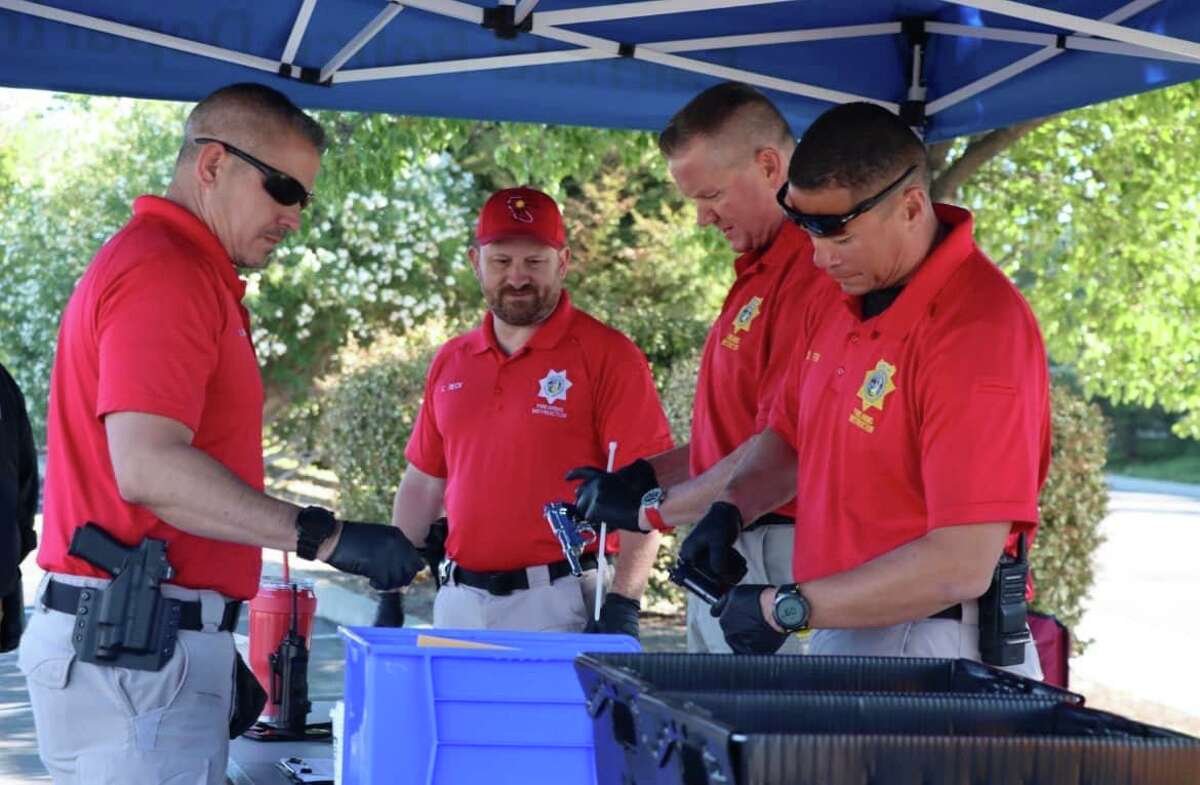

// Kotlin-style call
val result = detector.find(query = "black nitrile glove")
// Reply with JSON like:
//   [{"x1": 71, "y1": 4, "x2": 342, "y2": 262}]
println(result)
[
  {"x1": 373, "y1": 591, "x2": 406, "y2": 627},
  {"x1": 326, "y1": 522, "x2": 425, "y2": 591},
  {"x1": 593, "y1": 592, "x2": 641, "y2": 639},
  {"x1": 712, "y1": 584, "x2": 788, "y2": 655},
  {"x1": 678, "y1": 502, "x2": 747, "y2": 586},
  {"x1": 565, "y1": 459, "x2": 658, "y2": 533}
]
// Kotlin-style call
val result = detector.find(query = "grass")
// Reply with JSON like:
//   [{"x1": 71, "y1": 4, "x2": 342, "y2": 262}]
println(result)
[{"x1": 1108, "y1": 447, "x2": 1200, "y2": 485}]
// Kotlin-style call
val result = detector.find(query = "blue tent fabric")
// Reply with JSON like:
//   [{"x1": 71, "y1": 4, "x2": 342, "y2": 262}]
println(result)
[{"x1": 0, "y1": 0, "x2": 1197, "y2": 140}]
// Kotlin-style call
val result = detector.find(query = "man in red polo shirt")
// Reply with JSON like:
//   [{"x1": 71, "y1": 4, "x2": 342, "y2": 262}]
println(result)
[
  {"x1": 682, "y1": 102, "x2": 1047, "y2": 678},
  {"x1": 21, "y1": 83, "x2": 424, "y2": 784},
  {"x1": 386, "y1": 187, "x2": 672, "y2": 635},
  {"x1": 567, "y1": 83, "x2": 829, "y2": 653}
]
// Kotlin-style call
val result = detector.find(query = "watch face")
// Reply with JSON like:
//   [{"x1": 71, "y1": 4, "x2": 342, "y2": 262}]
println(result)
[
  {"x1": 642, "y1": 488, "x2": 664, "y2": 507},
  {"x1": 775, "y1": 594, "x2": 808, "y2": 630}
]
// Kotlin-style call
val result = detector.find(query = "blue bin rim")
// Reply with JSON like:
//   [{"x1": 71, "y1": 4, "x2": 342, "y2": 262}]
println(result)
[{"x1": 338, "y1": 625, "x2": 641, "y2": 659}]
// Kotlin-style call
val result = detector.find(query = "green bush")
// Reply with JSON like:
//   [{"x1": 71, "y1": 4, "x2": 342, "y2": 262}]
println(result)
[
  {"x1": 1030, "y1": 382, "x2": 1110, "y2": 652},
  {"x1": 318, "y1": 328, "x2": 446, "y2": 522}
]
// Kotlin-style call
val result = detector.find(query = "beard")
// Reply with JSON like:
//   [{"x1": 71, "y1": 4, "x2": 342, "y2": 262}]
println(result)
[{"x1": 485, "y1": 284, "x2": 560, "y2": 327}]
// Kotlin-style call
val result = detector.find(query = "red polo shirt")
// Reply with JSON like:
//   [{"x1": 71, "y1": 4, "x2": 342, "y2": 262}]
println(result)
[
  {"x1": 405, "y1": 292, "x2": 674, "y2": 572},
  {"x1": 690, "y1": 221, "x2": 828, "y2": 520},
  {"x1": 40, "y1": 196, "x2": 264, "y2": 600},
  {"x1": 769, "y1": 204, "x2": 1050, "y2": 584}
]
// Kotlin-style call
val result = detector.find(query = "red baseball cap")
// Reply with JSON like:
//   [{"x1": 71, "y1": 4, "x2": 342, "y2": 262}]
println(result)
[{"x1": 475, "y1": 187, "x2": 566, "y2": 249}]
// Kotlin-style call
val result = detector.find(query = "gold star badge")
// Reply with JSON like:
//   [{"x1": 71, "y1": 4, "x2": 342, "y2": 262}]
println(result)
[{"x1": 857, "y1": 359, "x2": 897, "y2": 411}]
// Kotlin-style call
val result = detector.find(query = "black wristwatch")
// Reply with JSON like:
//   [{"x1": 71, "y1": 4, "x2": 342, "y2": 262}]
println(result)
[
  {"x1": 295, "y1": 506, "x2": 337, "y2": 560},
  {"x1": 772, "y1": 583, "x2": 811, "y2": 633}
]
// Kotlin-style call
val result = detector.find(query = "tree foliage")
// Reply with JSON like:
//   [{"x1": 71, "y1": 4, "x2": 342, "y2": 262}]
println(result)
[{"x1": 941, "y1": 82, "x2": 1200, "y2": 437}]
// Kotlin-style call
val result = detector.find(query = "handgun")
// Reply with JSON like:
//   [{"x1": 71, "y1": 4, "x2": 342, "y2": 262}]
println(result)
[
  {"x1": 544, "y1": 502, "x2": 597, "y2": 577},
  {"x1": 668, "y1": 551, "x2": 748, "y2": 606}
]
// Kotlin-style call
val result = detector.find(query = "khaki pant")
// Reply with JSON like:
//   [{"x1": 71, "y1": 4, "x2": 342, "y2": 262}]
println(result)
[
  {"x1": 19, "y1": 574, "x2": 236, "y2": 785},
  {"x1": 687, "y1": 524, "x2": 805, "y2": 654},
  {"x1": 433, "y1": 562, "x2": 607, "y2": 632},
  {"x1": 810, "y1": 601, "x2": 1045, "y2": 681}
]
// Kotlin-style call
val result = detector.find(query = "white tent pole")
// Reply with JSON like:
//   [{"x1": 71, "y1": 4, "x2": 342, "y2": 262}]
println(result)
[
  {"x1": 320, "y1": 1, "x2": 404, "y2": 83},
  {"x1": 928, "y1": 21, "x2": 1200, "y2": 64},
  {"x1": 514, "y1": 0, "x2": 541, "y2": 25},
  {"x1": 0, "y1": 0, "x2": 281, "y2": 74},
  {"x1": 391, "y1": 0, "x2": 485, "y2": 24},
  {"x1": 538, "y1": 0, "x2": 792, "y2": 27},
  {"x1": 281, "y1": 0, "x2": 320, "y2": 65},
  {"x1": 336, "y1": 48, "x2": 613, "y2": 83},
  {"x1": 649, "y1": 23, "x2": 901, "y2": 53},
  {"x1": 943, "y1": 0, "x2": 1200, "y2": 62},
  {"x1": 928, "y1": 0, "x2": 1166, "y2": 115}
]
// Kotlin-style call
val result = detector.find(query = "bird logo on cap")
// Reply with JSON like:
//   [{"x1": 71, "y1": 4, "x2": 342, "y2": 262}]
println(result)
[{"x1": 507, "y1": 195, "x2": 535, "y2": 224}]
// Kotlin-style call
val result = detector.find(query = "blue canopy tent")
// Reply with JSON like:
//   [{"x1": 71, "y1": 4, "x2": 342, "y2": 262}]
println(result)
[{"x1": 0, "y1": 0, "x2": 1197, "y2": 141}]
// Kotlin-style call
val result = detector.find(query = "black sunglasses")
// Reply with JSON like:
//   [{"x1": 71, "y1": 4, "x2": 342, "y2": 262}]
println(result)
[
  {"x1": 776, "y1": 164, "x2": 918, "y2": 237},
  {"x1": 194, "y1": 137, "x2": 314, "y2": 209}
]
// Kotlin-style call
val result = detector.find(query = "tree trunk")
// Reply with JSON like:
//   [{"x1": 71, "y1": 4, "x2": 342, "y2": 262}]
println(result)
[{"x1": 930, "y1": 117, "x2": 1052, "y2": 202}]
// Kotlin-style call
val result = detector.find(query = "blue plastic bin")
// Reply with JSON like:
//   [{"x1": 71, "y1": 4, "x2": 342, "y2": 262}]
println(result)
[{"x1": 338, "y1": 626, "x2": 641, "y2": 785}]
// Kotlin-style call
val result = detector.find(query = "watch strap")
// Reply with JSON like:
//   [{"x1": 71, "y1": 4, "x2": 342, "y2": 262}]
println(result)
[{"x1": 295, "y1": 506, "x2": 337, "y2": 561}]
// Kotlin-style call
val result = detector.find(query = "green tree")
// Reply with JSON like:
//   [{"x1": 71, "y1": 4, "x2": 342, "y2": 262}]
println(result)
[{"x1": 931, "y1": 81, "x2": 1200, "y2": 437}]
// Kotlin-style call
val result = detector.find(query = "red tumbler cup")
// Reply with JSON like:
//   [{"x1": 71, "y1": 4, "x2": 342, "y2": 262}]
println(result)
[{"x1": 248, "y1": 577, "x2": 316, "y2": 721}]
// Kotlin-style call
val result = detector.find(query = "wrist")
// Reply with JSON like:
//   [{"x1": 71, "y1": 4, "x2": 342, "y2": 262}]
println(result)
[
  {"x1": 759, "y1": 586, "x2": 785, "y2": 632},
  {"x1": 640, "y1": 487, "x2": 672, "y2": 532},
  {"x1": 295, "y1": 505, "x2": 338, "y2": 560}
]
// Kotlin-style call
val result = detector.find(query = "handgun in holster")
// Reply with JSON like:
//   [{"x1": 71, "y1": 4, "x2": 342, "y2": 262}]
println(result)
[
  {"x1": 424, "y1": 517, "x2": 449, "y2": 587},
  {"x1": 67, "y1": 522, "x2": 179, "y2": 672},
  {"x1": 544, "y1": 502, "x2": 596, "y2": 577},
  {"x1": 978, "y1": 533, "x2": 1033, "y2": 666},
  {"x1": 668, "y1": 550, "x2": 747, "y2": 606}
]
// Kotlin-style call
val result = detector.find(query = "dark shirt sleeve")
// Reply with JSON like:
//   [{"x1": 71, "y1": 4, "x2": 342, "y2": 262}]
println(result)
[{"x1": 1, "y1": 362, "x2": 38, "y2": 594}]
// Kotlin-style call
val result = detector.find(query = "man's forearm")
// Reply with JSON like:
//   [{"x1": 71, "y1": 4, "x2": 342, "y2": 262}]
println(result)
[
  {"x1": 773, "y1": 522, "x2": 1012, "y2": 630},
  {"x1": 609, "y1": 530, "x2": 662, "y2": 599},
  {"x1": 391, "y1": 467, "x2": 446, "y2": 548},
  {"x1": 119, "y1": 441, "x2": 301, "y2": 551},
  {"x1": 645, "y1": 445, "x2": 691, "y2": 488},
  {"x1": 721, "y1": 428, "x2": 797, "y2": 524},
  {"x1": 655, "y1": 439, "x2": 755, "y2": 528}
]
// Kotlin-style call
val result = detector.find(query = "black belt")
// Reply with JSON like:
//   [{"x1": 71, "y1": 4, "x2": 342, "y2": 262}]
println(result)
[
  {"x1": 929, "y1": 604, "x2": 963, "y2": 621},
  {"x1": 449, "y1": 553, "x2": 604, "y2": 596},
  {"x1": 743, "y1": 513, "x2": 794, "y2": 531},
  {"x1": 42, "y1": 579, "x2": 242, "y2": 632}
]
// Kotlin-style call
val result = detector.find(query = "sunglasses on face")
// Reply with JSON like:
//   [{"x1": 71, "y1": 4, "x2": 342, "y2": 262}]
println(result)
[
  {"x1": 193, "y1": 137, "x2": 314, "y2": 209},
  {"x1": 776, "y1": 164, "x2": 918, "y2": 238}
]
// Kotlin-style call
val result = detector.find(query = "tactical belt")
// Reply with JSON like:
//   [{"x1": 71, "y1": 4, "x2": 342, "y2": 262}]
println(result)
[
  {"x1": 43, "y1": 579, "x2": 242, "y2": 632},
  {"x1": 742, "y1": 513, "x2": 794, "y2": 531},
  {"x1": 929, "y1": 604, "x2": 963, "y2": 621},
  {"x1": 448, "y1": 553, "x2": 607, "y2": 596}
]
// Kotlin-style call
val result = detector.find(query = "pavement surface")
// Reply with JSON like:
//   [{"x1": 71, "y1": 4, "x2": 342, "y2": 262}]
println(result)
[{"x1": 1, "y1": 475, "x2": 1197, "y2": 782}]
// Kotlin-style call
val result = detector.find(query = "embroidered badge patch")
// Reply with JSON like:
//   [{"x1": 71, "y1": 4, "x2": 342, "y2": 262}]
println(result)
[
  {"x1": 722, "y1": 296, "x2": 763, "y2": 350},
  {"x1": 858, "y1": 360, "x2": 897, "y2": 411},
  {"x1": 537, "y1": 369, "x2": 572, "y2": 405},
  {"x1": 507, "y1": 195, "x2": 534, "y2": 224}
]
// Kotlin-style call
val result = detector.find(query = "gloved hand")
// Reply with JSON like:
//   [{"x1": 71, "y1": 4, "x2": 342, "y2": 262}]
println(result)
[
  {"x1": 678, "y1": 502, "x2": 747, "y2": 586},
  {"x1": 373, "y1": 591, "x2": 406, "y2": 627},
  {"x1": 591, "y1": 592, "x2": 641, "y2": 639},
  {"x1": 325, "y1": 522, "x2": 426, "y2": 591},
  {"x1": 712, "y1": 584, "x2": 788, "y2": 655},
  {"x1": 565, "y1": 458, "x2": 658, "y2": 533}
]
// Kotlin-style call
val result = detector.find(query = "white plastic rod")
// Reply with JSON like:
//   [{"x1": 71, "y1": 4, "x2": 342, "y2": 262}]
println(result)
[{"x1": 594, "y1": 441, "x2": 618, "y2": 624}]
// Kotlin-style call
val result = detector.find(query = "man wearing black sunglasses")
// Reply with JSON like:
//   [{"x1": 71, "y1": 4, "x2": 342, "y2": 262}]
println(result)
[
  {"x1": 685, "y1": 102, "x2": 1049, "y2": 678},
  {"x1": 567, "y1": 83, "x2": 837, "y2": 655},
  {"x1": 24, "y1": 83, "x2": 425, "y2": 784}
]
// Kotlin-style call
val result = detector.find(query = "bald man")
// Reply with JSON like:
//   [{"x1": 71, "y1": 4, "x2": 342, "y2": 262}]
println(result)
[
  {"x1": 22, "y1": 83, "x2": 424, "y2": 784},
  {"x1": 568, "y1": 82, "x2": 833, "y2": 653}
]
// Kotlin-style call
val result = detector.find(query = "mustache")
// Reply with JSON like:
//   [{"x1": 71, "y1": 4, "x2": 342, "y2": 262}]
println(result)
[
  {"x1": 500, "y1": 285, "x2": 537, "y2": 296},
  {"x1": 264, "y1": 227, "x2": 292, "y2": 244}
]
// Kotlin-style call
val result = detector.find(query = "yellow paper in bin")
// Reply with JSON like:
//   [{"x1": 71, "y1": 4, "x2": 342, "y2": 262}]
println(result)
[{"x1": 415, "y1": 633, "x2": 516, "y2": 650}]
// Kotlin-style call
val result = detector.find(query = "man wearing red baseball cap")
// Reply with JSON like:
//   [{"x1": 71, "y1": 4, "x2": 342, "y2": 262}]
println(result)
[{"x1": 378, "y1": 187, "x2": 673, "y2": 635}]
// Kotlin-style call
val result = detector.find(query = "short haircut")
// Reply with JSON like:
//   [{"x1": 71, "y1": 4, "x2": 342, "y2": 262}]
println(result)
[
  {"x1": 176, "y1": 83, "x2": 326, "y2": 167},
  {"x1": 658, "y1": 81, "x2": 794, "y2": 161},
  {"x1": 787, "y1": 102, "x2": 927, "y2": 196}
]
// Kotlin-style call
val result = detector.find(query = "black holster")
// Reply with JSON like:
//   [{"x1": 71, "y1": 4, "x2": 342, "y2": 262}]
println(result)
[
  {"x1": 424, "y1": 518, "x2": 449, "y2": 587},
  {"x1": 67, "y1": 523, "x2": 179, "y2": 672},
  {"x1": 978, "y1": 533, "x2": 1033, "y2": 666},
  {"x1": 230, "y1": 651, "x2": 267, "y2": 738}
]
